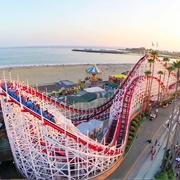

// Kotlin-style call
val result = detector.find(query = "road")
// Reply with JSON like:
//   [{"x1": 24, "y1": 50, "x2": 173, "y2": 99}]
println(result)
[{"x1": 107, "y1": 99, "x2": 180, "y2": 179}]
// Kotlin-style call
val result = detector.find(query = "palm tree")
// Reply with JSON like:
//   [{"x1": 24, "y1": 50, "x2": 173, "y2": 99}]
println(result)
[
  {"x1": 147, "y1": 52, "x2": 158, "y2": 112},
  {"x1": 162, "y1": 57, "x2": 170, "y2": 75},
  {"x1": 147, "y1": 59, "x2": 154, "y2": 90},
  {"x1": 161, "y1": 57, "x2": 170, "y2": 101},
  {"x1": 166, "y1": 66, "x2": 174, "y2": 91},
  {"x1": 151, "y1": 50, "x2": 159, "y2": 59},
  {"x1": 162, "y1": 59, "x2": 180, "y2": 171},
  {"x1": 163, "y1": 57, "x2": 170, "y2": 64},
  {"x1": 144, "y1": 70, "x2": 151, "y2": 114},
  {"x1": 157, "y1": 70, "x2": 163, "y2": 102},
  {"x1": 150, "y1": 50, "x2": 159, "y2": 77}
]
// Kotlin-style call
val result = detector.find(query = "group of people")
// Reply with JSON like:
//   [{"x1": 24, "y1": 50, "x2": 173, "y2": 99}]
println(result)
[
  {"x1": 174, "y1": 143, "x2": 180, "y2": 155},
  {"x1": 147, "y1": 139, "x2": 159, "y2": 161},
  {"x1": 3, "y1": 83, "x2": 55, "y2": 123},
  {"x1": 150, "y1": 139, "x2": 158, "y2": 160},
  {"x1": 174, "y1": 143, "x2": 180, "y2": 171},
  {"x1": 26, "y1": 98, "x2": 55, "y2": 123}
]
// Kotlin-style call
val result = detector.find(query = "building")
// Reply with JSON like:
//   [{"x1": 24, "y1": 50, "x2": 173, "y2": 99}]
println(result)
[
  {"x1": 77, "y1": 119, "x2": 103, "y2": 138},
  {"x1": 37, "y1": 80, "x2": 80, "y2": 96}
]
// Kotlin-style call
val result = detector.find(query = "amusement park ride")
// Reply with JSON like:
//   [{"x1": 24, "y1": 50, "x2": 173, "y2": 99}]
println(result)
[{"x1": 0, "y1": 54, "x2": 178, "y2": 180}]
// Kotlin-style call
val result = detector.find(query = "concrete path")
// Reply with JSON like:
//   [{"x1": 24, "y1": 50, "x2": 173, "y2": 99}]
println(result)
[{"x1": 134, "y1": 130, "x2": 167, "y2": 179}]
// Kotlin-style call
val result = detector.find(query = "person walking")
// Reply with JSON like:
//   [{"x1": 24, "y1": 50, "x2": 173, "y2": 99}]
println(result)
[
  {"x1": 151, "y1": 153, "x2": 154, "y2": 161},
  {"x1": 151, "y1": 146, "x2": 154, "y2": 153},
  {"x1": 155, "y1": 139, "x2": 158, "y2": 146},
  {"x1": 153, "y1": 148, "x2": 156, "y2": 155}
]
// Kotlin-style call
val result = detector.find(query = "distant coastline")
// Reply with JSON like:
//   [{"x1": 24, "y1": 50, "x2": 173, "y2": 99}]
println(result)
[
  {"x1": 72, "y1": 47, "x2": 180, "y2": 59},
  {"x1": 0, "y1": 46, "x2": 141, "y2": 69},
  {"x1": 0, "y1": 46, "x2": 178, "y2": 70},
  {"x1": 72, "y1": 48, "x2": 129, "y2": 54}
]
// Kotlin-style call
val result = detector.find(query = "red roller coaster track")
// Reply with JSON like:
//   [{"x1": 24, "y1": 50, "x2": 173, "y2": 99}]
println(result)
[{"x1": 0, "y1": 53, "x2": 177, "y2": 180}]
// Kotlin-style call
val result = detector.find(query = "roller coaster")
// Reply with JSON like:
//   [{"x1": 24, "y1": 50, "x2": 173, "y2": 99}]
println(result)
[{"x1": 0, "y1": 54, "x2": 178, "y2": 180}]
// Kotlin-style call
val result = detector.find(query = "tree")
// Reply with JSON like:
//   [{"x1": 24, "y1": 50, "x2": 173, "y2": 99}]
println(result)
[
  {"x1": 157, "y1": 70, "x2": 163, "y2": 102},
  {"x1": 166, "y1": 66, "x2": 174, "y2": 91},
  {"x1": 147, "y1": 59, "x2": 154, "y2": 91},
  {"x1": 151, "y1": 50, "x2": 159, "y2": 58},
  {"x1": 155, "y1": 172, "x2": 168, "y2": 180},
  {"x1": 161, "y1": 57, "x2": 170, "y2": 101},
  {"x1": 150, "y1": 50, "x2": 158, "y2": 77},
  {"x1": 143, "y1": 70, "x2": 151, "y2": 113},
  {"x1": 148, "y1": 59, "x2": 154, "y2": 72},
  {"x1": 147, "y1": 51, "x2": 158, "y2": 111}
]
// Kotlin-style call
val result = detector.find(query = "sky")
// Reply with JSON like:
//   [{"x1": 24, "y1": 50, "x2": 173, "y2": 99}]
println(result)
[{"x1": 0, "y1": 0, "x2": 180, "y2": 51}]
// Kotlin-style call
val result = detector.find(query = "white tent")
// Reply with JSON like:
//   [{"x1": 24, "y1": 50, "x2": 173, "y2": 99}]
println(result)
[{"x1": 84, "y1": 87, "x2": 105, "y2": 93}]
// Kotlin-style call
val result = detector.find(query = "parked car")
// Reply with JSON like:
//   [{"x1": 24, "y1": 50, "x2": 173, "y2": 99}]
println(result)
[{"x1": 149, "y1": 113, "x2": 157, "y2": 121}]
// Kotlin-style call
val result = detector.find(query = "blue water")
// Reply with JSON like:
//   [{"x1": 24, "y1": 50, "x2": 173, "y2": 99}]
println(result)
[{"x1": 0, "y1": 46, "x2": 142, "y2": 69}]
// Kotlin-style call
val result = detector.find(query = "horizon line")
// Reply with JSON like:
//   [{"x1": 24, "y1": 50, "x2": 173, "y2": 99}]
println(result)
[{"x1": 0, "y1": 45, "x2": 178, "y2": 52}]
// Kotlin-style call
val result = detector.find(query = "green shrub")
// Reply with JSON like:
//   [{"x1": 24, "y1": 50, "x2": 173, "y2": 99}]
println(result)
[
  {"x1": 128, "y1": 136, "x2": 133, "y2": 140},
  {"x1": 167, "y1": 172, "x2": 175, "y2": 180},
  {"x1": 131, "y1": 121, "x2": 137, "y2": 127},
  {"x1": 154, "y1": 171, "x2": 168, "y2": 179},
  {"x1": 168, "y1": 166, "x2": 175, "y2": 175},
  {"x1": 129, "y1": 131, "x2": 135, "y2": 137},
  {"x1": 133, "y1": 118, "x2": 139, "y2": 123},
  {"x1": 137, "y1": 115, "x2": 142, "y2": 120},
  {"x1": 130, "y1": 126, "x2": 136, "y2": 132},
  {"x1": 160, "y1": 158, "x2": 175, "y2": 179}
]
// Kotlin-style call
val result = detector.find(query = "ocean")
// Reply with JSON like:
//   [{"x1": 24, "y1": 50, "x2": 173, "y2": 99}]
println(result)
[{"x1": 0, "y1": 46, "x2": 142, "y2": 69}]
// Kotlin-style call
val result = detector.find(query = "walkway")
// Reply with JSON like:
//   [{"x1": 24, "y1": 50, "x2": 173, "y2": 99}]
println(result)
[{"x1": 107, "y1": 99, "x2": 180, "y2": 179}]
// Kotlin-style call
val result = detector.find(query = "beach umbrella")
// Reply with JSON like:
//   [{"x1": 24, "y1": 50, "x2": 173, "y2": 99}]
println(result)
[{"x1": 86, "y1": 64, "x2": 103, "y2": 81}]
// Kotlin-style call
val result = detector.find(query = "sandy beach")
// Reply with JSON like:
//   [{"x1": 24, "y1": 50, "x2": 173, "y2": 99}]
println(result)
[{"x1": 0, "y1": 64, "x2": 132, "y2": 86}]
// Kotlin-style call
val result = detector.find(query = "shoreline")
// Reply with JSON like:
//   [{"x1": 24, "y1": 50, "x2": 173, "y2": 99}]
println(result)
[
  {"x1": 0, "y1": 64, "x2": 132, "y2": 86},
  {"x1": 0, "y1": 62, "x2": 134, "y2": 70}
]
